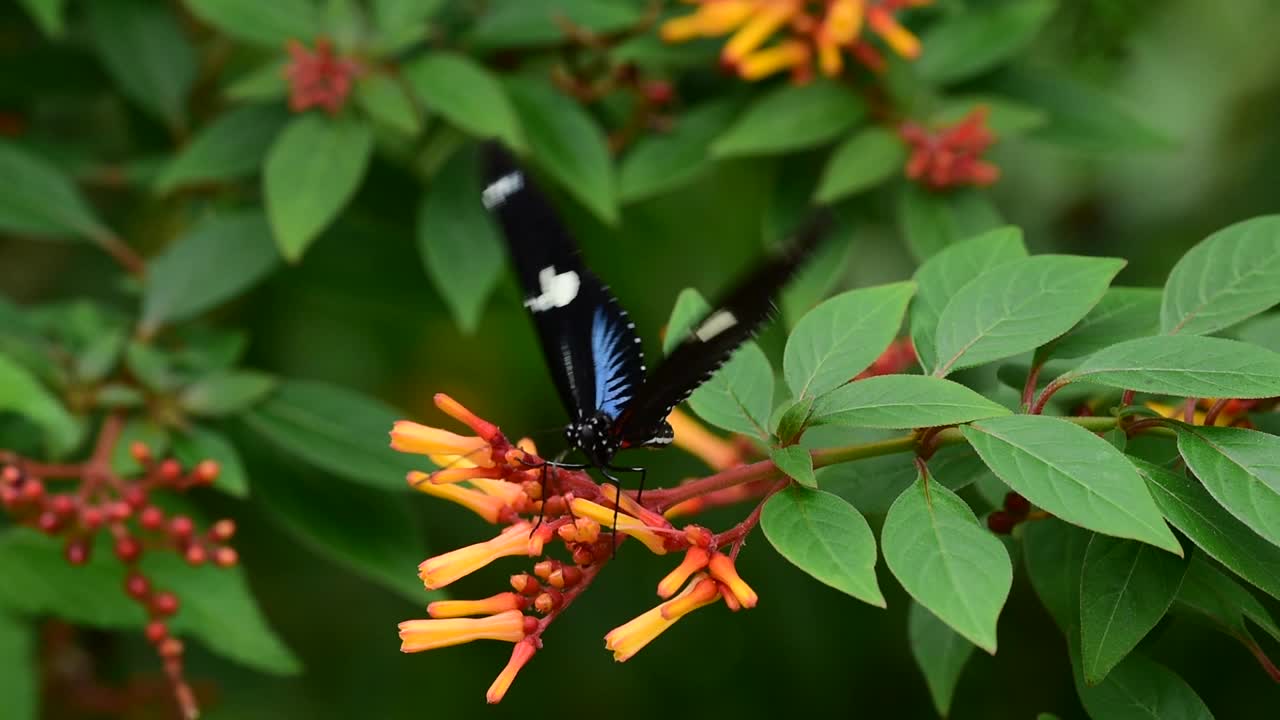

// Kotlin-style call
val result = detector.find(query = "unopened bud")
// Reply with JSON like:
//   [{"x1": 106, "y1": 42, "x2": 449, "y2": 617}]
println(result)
[
  {"x1": 114, "y1": 536, "x2": 142, "y2": 563},
  {"x1": 214, "y1": 547, "x2": 238, "y2": 568},
  {"x1": 509, "y1": 573, "x2": 539, "y2": 595},
  {"x1": 139, "y1": 506, "x2": 164, "y2": 530},
  {"x1": 184, "y1": 545, "x2": 207, "y2": 566},
  {"x1": 145, "y1": 620, "x2": 168, "y2": 644},
  {"x1": 210, "y1": 519, "x2": 236, "y2": 541},
  {"x1": 130, "y1": 442, "x2": 151, "y2": 464},
  {"x1": 195, "y1": 460, "x2": 220, "y2": 484},
  {"x1": 159, "y1": 460, "x2": 182, "y2": 482}
]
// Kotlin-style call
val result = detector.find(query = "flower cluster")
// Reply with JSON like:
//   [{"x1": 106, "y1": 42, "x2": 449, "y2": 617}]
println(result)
[
  {"x1": 0, "y1": 417, "x2": 239, "y2": 720},
  {"x1": 284, "y1": 37, "x2": 362, "y2": 114},
  {"x1": 661, "y1": 0, "x2": 931, "y2": 82},
  {"x1": 393, "y1": 394, "x2": 763, "y2": 703},
  {"x1": 899, "y1": 107, "x2": 1001, "y2": 190}
]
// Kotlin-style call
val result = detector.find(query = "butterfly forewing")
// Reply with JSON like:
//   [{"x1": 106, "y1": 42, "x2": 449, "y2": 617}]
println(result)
[
  {"x1": 613, "y1": 212, "x2": 832, "y2": 445},
  {"x1": 482, "y1": 148, "x2": 645, "y2": 424}
]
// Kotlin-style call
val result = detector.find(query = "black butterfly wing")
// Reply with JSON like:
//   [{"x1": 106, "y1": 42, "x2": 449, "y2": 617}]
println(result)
[
  {"x1": 482, "y1": 147, "x2": 645, "y2": 425},
  {"x1": 612, "y1": 211, "x2": 832, "y2": 446}
]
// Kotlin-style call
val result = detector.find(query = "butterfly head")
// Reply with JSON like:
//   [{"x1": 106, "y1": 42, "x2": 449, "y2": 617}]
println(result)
[{"x1": 565, "y1": 412, "x2": 621, "y2": 468}]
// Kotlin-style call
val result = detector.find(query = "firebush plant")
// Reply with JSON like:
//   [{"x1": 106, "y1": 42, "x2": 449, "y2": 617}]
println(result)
[{"x1": 2, "y1": 0, "x2": 1278, "y2": 718}]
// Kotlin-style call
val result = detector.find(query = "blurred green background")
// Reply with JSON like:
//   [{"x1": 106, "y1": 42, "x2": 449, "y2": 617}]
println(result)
[{"x1": 4, "y1": 0, "x2": 1280, "y2": 718}]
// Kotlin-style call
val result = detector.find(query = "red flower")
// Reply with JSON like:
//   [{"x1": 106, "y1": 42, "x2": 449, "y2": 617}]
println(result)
[
  {"x1": 900, "y1": 107, "x2": 1001, "y2": 190},
  {"x1": 284, "y1": 38, "x2": 362, "y2": 114}
]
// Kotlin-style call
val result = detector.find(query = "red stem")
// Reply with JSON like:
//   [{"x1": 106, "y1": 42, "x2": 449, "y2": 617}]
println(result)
[
  {"x1": 1182, "y1": 397, "x2": 1197, "y2": 424},
  {"x1": 715, "y1": 479, "x2": 788, "y2": 558},
  {"x1": 643, "y1": 458, "x2": 781, "y2": 512},
  {"x1": 1021, "y1": 361, "x2": 1043, "y2": 411},
  {"x1": 1203, "y1": 398, "x2": 1230, "y2": 427}
]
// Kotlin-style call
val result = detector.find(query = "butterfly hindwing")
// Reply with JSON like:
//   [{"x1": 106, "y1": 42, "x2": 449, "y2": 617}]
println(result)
[
  {"x1": 613, "y1": 212, "x2": 832, "y2": 446},
  {"x1": 483, "y1": 147, "x2": 645, "y2": 424}
]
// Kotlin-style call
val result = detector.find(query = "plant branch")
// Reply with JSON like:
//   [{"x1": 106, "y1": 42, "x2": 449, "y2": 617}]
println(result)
[{"x1": 92, "y1": 230, "x2": 145, "y2": 278}]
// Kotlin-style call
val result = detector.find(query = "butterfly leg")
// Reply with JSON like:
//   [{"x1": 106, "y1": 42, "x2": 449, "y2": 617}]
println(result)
[
  {"x1": 607, "y1": 464, "x2": 647, "y2": 505},
  {"x1": 597, "y1": 466, "x2": 626, "y2": 558}
]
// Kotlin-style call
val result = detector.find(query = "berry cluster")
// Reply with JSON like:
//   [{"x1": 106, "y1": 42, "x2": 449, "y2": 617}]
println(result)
[
  {"x1": 1, "y1": 418, "x2": 239, "y2": 720},
  {"x1": 986, "y1": 491, "x2": 1033, "y2": 535}
]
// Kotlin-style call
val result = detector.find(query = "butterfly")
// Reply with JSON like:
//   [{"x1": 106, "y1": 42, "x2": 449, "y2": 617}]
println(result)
[{"x1": 481, "y1": 145, "x2": 830, "y2": 495}]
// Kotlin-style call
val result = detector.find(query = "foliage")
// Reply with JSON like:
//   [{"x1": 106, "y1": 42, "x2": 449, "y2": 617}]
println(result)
[{"x1": 3, "y1": 0, "x2": 1280, "y2": 718}]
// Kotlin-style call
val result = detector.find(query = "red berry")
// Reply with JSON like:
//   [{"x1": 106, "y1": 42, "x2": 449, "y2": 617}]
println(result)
[
  {"x1": 139, "y1": 505, "x2": 165, "y2": 530},
  {"x1": 50, "y1": 494, "x2": 76, "y2": 516},
  {"x1": 159, "y1": 459, "x2": 182, "y2": 482},
  {"x1": 0, "y1": 486, "x2": 18, "y2": 507},
  {"x1": 37, "y1": 511, "x2": 61, "y2": 533},
  {"x1": 108, "y1": 501, "x2": 132, "y2": 521},
  {"x1": 169, "y1": 516, "x2": 194, "y2": 539},
  {"x1": 210, "y1": 519, "x2": 236, "y2": 541},
  {"x1": 64, "y1": 539, "x2": 90, "y2": 565},
  {"x1": 123, "y1": 486, "x2": 148, "y2": 509},
  {"x1": 1003, "y1": 492, "x2": 1031, "y2": 516},
  {"x1": 80, "y1": 506, "x2": 104, "y2": 530},
  {"x1": 125, "y1": 572, "x2": 150, "y2": 599},
  {"x1": 194, "y1": 460, "x2": 220, "y2": 484},
  {"x1": 643, "y1": 80, "x2": 674, "y2": 105},
  {"x1": 21, "y1": 479, "x2": 44, "y2": 502},
  {"x1": 158, "y1": 637, "x2": 183, "y2": 659},
  {"x1": 1, "y1": 466, "x2": 20, "y2": 484},
  {"x1": 145, "y1": 620, "x2": 168, "y2": 644},
  {"x1": 114, "y1": 535, "x2": 142, "y2": 563},
  {"x1": 213, "y1": 547, "x2": 238, "y2": 568},
  {"x1": 184, "y1": 545, "x2": 207, "y2": 566},
  {"x1": 152, "y1": 591, "x2": 179, "y2": 617},
  {"x1": 130, "y1": 442, "x2": 151, "y2": 463},
  {"x1": 987, "y1": 510, "x2": 1016, "y2": 535}
]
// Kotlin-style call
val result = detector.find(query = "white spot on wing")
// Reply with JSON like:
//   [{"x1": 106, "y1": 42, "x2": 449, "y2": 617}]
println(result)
[
  {"x1": 524, "y1": 266, "x2": 581, "y2": 312},
  {"x1": 694, "y1": 310, "x2": 738, "y2": 342},
  {"x1": 482, "y1": 171, "x2": 524, "y2": 209}
]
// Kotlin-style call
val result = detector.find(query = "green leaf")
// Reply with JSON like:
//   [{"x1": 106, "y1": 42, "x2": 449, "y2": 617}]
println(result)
[
  {"x1": 371, "y1": 0, "x2": 444, "y2": 52},
  {"x1": 403, "y1": 53, "x2": 524, "y2": 151},
  {"x1": 17, "y1": 0, "x2": 66, "y2": 36},
  {"x1": 811, "y1": 375, "x2": 1011, "y2": 429},
  {"x1": 1063, "y1": 335, "x2": 1280, "y2": 399},
  {"x1": 932, "y1": 96, "x2": 1048, "y2": 136},
  {"x1": 1023, "y1": 518, "x2": 1092, "y2": 630},
  {"x1": 355, "y1": 73, "x2": 422, "y2": 136},
  {"x1": 917, "y1": 0, "x2": 1056, "y2": 84},
  {"x1": 0, "y1": 354, "x2": 78, "y2": 455},
  {"x1": 140, "y1": 210, "x2": 280, "y2": 332},
  {"x1": 1161, "y1": 216, "x2": 1280, "y2": 336},
  {"x1": 1175, "y1": 425, "x2": 1280, "y2": 549},
  {"x1": 224, "y1": 60, "x2": 288, "y2": 102},
  {"x1": 813, "y1": 128, "x2": 906, "y2": 204},
  {"x1": 769, "y1": 446, "x2": 815, "y2": 488},
  {"x1": 1075, "y1": 651, "x2": 1213, "y2": 720},
  {"x1": 253, "y1": 461, "x2": 428, "y2": 603},
  {"x1": 783, "y1": 282, "x2": 915, "y2": 399},
  {"x1": 468, "y1": 0, "x2": 643, "y2": 50},
  {"x1": 761, "y1": 486, "x2": 884, "y2": 607},
  {"x1": 896, "y1": 184, "x2": 1003, "y2": 262},
  {"x1": 86, "y1": 0, "x2": 196, "y2": 129},
  {"x1": 418, "y1": 146, "x2": 504, "y2": 333},
  {"x1": 711, "y1": 81, "x2": 865, "y2": 158},
  {"x1": 0, "y1": 611, "x2": 35, "y2": 720},
  {"x1": 1132, "y1": 456, "x2": 1280, "y2": 602},
  {"x1": 505, "y1": 78, "x2": 616, "y2": 225},
  {"x1": 1039, "y1": 287, "x2": 1162, "y2": 362},
  {"x1": 0, "y1": 141, "x2": 108, "y2": 241},
  {"x1": 911, "y1": 227, "x2": 1028, "y2": 375},
  {"x1": 179, "y1": 371, "x2": 277, "y2": 417},
  {"x1": 1079, "y1": 534, "x2": 1188, "y2": 684},
  {"x1": 933, "y1": 255, "x2": 1125, "y2": 376},
  {"x1": 664, "y1": 289, "x2": 772, "y2": 437},
  {"x1": 882, "y1": 472, "x2": 1012, "y2": 653},
  {"x1": 997, "y1": 67, "x2": 1174, "y2": 154},
  {"x1": 963, "y1": 415, "x2": 1181, "y2": 554},
  {"x1": 1236, "y1": 312, "x2": 1280, "y2": 354},
  {"x1": 1174, "y1": 555, "x2": 1280, "y2": 662},
  {"x1": 243, "y1": 380, "x2": 421, "y2": 490},
  {"x1": 0, "y1": 529, "x2": 301, "y2": 675},
  {"x1": 125, "y1": 340, "x2": 180, "y2": 392},
  {"x1": 155, "y1": 105, "x2": 289, "y2": 192},
  {"x1": 172, "y1": 426, "x2": 250, "y2": 498},
  {"x1": 264, "y1": 113, "x2": 373, "y2": 262},
  {"x1": 619, "y1": 97, "x2": 741, "y2": 204},
  {"x1": 184, "y1": 0, "x2": 320, "y2": 47},
  {"x1": 774, "y1": 397, "x2": 814, "y2": 444},
  {"x1": 909, "y1": 600, "x2": 975, "y2": 718}
]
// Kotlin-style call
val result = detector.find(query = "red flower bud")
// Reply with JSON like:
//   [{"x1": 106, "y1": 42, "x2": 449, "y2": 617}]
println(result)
[
  {"x1": 986, "y1": 510, "x2": 1016, "y2": 535},
  {"x1": 145, "y1": 620, "x2": 168, "y2": 644},
  {"x1": 169, "y1": 515, "x2": 194, "y2": 539},
  {"x1": 49, "y1": 493, "x2": 75, "y2": 516},
  {"x1": 152, "y1": 591, "x2": 179, "y2": 617},
  {"x1": 1003, "y1": 492, "x2": 1031, "y2": 517},
  {"x1": 184, "y1": 545, "x2": 207, "y2": 566},
  {"x1": 159, "y1": 459, "x2": 182, "y2": 482},
  {"x1": 139, "y1": 505, "x2": 165, "y2": 530},
  {"x1": 64, "y1": 539, "x2": 90, "y2": 565},
  {"x1": 114, "y1": 535, "x2": 142, "y2": 563},
  {"x1": 37, "y1": 510, "x2": 61, "y2": 533},
  {"x1": 125, "y1": 572, "x2": 151, "y2": 599},
  {"x1": 213, "y1": 547, "x2": 239, "y2": 568}
]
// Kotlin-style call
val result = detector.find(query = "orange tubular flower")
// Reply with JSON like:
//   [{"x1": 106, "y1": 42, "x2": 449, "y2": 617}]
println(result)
[
  {"x1": 708, "y1": 552, "x2": 759, "y2": 608},
  {"x1": 569, "y1": 498, "x2": 670, "y2": 555},
  {"x1": 657, "y1": 547, "x2": 712, "y2": 598},
  {"x1": 390, "y1": 420, "x2": 494, "y2": 468},
  {"x1": 419, "y1": 521, "x2": 542, "y2": 590},
  {"x1": 399, "y1": 610, "x2": 529, "y2": 653},
  {"x1": 605, "y1": 575, "x2": 722, "y2": 661},
  {"x1": 487, "y1": 639, "x2": 537, "y2": 704},
  {"x1": 407, "y1": 472, "x2": 516, "y2": 524},
  {"x1": 660, "y1": 0, "x2": 932, "y2": 82},
  {"x1": 668, "y1": 408, "x2": 743, "y2": 470},
  {"x1": 428, "y1": 593, "x2": 525, "y2": 619}
]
